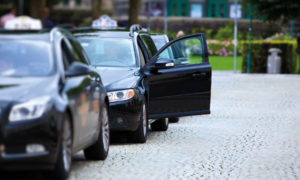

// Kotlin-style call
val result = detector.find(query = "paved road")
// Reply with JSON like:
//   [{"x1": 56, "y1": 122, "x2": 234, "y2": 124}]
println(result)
[
  {"x1": 1, "y1": 72, "x2": 299, "y2": 179},
  {"x1": 69, "y1": 72, "x2": 300, "y2": 180}
]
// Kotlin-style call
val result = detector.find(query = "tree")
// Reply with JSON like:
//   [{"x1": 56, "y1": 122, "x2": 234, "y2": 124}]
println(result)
[
  {"x1": 92, "y1": 0, "x2": 102, "y2": 19},
  {"x1": 243, "y1": 0, "x2": 300, "y2": 22},
  {"x1": 129, "y1": 0, "x2": 140, "y2": 27},
  {"x1": 242, "y1": 0, "x2": 300, "y2": 54},
  {"x1": 29, "y1": 0, "x2": 46, "y2": 25}
]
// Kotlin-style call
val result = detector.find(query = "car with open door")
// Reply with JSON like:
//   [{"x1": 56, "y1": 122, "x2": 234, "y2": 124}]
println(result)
[
  {"x1": 0, "y1": 27, "x2": 110, "y2": 179},
  {"x1": 72, "y1": 24, "x2": 211, "y2": 143}
]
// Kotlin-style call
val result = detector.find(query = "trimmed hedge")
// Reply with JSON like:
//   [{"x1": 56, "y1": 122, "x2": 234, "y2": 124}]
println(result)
[{"x1": 241, "y1": 40, "x2": 298, "y2": 74}]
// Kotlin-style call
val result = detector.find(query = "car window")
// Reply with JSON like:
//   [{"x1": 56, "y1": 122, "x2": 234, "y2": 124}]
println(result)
[
  {"x1": 0, "y1": 40, "x2": 53, "y2": 77},
  {"x1": 78, "y1": 37, "x2": 136, "y2": 67},
  {"x1": 152, "y1": 37, "x2": 174, "y2": 60},
  {"x1": 140, "y1": 35, "x2": 157, "y2": 60},
  {"x1": 138, "y1": 46, "x2": 146, "y2": 67},
  {"x1": 157, "y1": 37, "x2": 204, "y2": 66},
  {"x1": 61, "y1": 40, "x2": 72, "y2": 70},
  {"x1": 67, "y1": 38, "x2": 88, "y2": 64}
]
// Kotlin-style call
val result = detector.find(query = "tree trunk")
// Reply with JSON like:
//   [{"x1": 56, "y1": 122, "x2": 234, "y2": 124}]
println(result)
[
  {"x1": 92, "y1": 0, "x2": 102, "y2": 19},
  {"x1": 129, "y1": 0, "x2": 140, "y2": 27},
  {"x1": 29, "y1": 0, "x2": 46, "y2": 26}
]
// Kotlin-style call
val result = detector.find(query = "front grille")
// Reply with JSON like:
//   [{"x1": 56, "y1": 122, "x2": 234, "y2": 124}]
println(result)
[
  {"x1": 0, "y1": 101, "x2": 9, "y2": 121},
  {"x1": 0, "y1": 101, "x2": 10, "y2": 142}
]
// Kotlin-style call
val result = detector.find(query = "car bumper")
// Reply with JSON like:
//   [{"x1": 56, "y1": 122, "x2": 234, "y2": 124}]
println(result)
[
  {"x1": 0, "y1": 110, "x2": 62, "y2": 170},
  {"x1": 109, "y1": 98, "x2": 142, "y2": 132}
]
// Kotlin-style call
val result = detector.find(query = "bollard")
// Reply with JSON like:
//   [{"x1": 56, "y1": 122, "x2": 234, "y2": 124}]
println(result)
[{"x1": 267, "y1": 48, "x2": 282, "y2": 74}]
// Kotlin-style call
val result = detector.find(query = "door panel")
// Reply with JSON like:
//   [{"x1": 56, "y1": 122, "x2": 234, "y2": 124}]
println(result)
[
  {"x1": 61, "y1": 39, "x2": 99, "y2": 148},
  {"x1": 146, "y1": 34, "x2": 211, "y2": 119}
]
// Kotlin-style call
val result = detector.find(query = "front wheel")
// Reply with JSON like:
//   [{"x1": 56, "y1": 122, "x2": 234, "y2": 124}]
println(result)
[
  {"x1": 84, "y1": 103, "x2": 110, "y2": 160},
  {"x1": 128, "y1": 102, "x2": 148, "y2": 143},
  {"x1": 52, "y1": 113, "x2": 73, "y2": 179},
  {"x1": 151, "y1": 118, "x2": 169, "y2": 131}
]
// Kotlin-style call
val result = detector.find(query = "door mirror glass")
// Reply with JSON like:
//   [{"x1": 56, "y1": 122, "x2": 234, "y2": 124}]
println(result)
[
  {"x1": 154, "y1": 58, "x2": 175, "y2": 69},
  {"x1": 65, "y1": 62, "x2": 90, "y2": 77},
  {"x1": 157, "y1": 36, "x2": 204, "y2": 66}
]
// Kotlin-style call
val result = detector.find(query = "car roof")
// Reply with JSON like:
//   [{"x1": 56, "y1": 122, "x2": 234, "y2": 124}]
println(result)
[
  {"x1": 72, "y1": 27, "x2": 149, "y2": 39},
  {"x1": 0, "y1": 30, "x2": 51, "y2": 42},
  {"x1": 72, "y1": 28, "x2": 131, "y2": 38}
]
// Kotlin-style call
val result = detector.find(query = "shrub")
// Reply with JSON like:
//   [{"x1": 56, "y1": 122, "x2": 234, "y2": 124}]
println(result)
[
  {"x1": 241, "y1": 40, "x2": 298, "y2": 74},
  {"x1": 207, "y1": 40, "x2": 241, "y2": 56}
]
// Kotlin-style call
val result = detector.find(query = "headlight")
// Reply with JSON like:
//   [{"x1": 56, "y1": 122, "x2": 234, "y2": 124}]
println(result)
[
  {"x1": 107, "y1": 89, "x2": 135, "y2": 102},
  {"x1": 9, "y1": 96, "x2": 51, "y2": 122}
]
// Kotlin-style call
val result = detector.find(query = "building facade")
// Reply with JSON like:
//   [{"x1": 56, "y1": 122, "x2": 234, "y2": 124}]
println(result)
[{"x1": 114, "y1": 0, "x2": 246, "y2": 19}]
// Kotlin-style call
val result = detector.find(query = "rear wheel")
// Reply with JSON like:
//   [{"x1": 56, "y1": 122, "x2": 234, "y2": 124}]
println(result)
[
  {"x1": 151, "y1": 118, "x2": 169, "y2": 131},
  {"x1": 128, "y1": 102, "x2": 148, "y2": 143},
  {"x1": 169, "y1": 117, "x2": 179, "y2": 123},
  {"x1": 84, "y1": 103, "x2": 110, "y2": 160},
  {"x1": 52, "y1": 113, "x2": 72, "y2": 179}
]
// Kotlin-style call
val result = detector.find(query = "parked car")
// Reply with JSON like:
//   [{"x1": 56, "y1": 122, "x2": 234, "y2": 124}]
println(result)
[
  {"x1": 72, "y1": 25, "x2": 211, "y2": 143},
  {"x1": 0, "y1": 28, "x2": 110, "y2": 179}
]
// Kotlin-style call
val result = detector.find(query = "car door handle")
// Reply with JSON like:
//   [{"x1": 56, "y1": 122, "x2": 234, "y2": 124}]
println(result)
[{"x1": 192, "y1": 72, "x2": 206, "y2": 77}]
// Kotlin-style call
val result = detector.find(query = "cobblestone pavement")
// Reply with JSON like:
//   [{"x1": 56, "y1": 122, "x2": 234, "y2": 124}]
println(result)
[
  {"x1": 68, "y1": 72, "x2": 300, "y2": 180},
  {"x1": 3, "y1": 72, "x2": 298, "y2": 180},
  {"x1": 67, "y1": 72, "x2": 300, "y2": 180}
]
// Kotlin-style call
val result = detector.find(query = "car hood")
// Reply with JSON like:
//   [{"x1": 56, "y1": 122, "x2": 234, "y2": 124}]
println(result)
[
  {"x1": 95, "y1": 67, "x2": 140, "y2": 91},
  {"x1": 0, "y1": 75, "x2": 58, "y2": 102}
]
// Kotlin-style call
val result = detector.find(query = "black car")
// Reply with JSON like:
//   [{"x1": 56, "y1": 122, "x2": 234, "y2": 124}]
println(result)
[
  {"x1": 0, "y1": 28, "x2": 110, "y2": 179},
  {"x1": 72, "y1": 25, "x2": 211, "y2": 143}
]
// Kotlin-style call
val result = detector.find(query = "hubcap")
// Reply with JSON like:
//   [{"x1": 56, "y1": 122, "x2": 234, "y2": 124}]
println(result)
[
  {"x1": 102, "y1": 107, "x2": 109, "y2": 152},
  {"x1": 62, "y1": 119, "x2": 72, "y2": 172},
  {"x1": 142, "y1": 104, "x2": 147, "y2": 136}
]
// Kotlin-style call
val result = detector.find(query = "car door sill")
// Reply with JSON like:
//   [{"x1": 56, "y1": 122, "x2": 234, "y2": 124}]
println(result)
[{"x1": 148, "y1": 110, "x2": 210, "y2": 119}]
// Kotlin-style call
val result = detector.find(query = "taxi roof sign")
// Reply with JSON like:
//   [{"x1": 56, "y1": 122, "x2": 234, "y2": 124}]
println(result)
[
  {"x1": 4, "y1": 16, "x2": 42, "y2": 30},
  {"x1": 92, "y1": 15, "x2": 117, "y2": 29}
]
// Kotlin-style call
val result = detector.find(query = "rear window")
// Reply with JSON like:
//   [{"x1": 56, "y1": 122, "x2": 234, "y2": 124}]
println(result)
[
  {"x1": 0, "y1": 40, "x2": 53, "y2": 77},
  {"x1": 78, "y1": 37, "x2": 136, "y2": 67}
]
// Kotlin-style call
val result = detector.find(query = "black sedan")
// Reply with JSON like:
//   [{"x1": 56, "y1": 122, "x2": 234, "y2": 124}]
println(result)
[
  {"x1": 0, "y1": 28, "x2": 109, "y2": 179},
  {"x1": 73, "y1": 25, "x2": 211, "y2": 143}
]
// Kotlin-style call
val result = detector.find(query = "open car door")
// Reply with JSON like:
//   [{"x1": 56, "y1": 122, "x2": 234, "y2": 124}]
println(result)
[{"x1": 143, "y1": 33, "x2": 211, "y2": 119}]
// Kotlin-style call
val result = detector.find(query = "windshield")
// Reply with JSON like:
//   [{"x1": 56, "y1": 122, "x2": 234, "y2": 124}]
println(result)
[
  {"x1": 0, "y1": 40, "x2": 53, "y2": 77},
  {"x1": 78, "y1": 37, "x2": 136, "y2": 67}
]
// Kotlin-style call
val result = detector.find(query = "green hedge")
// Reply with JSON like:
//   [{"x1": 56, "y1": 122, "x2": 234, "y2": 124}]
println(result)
[{"x1": 241, "y1": 40, "x2": 298, "y2": 74}]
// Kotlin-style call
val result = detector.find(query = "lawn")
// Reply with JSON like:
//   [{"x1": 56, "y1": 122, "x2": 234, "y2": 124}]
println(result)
[
  {"x1": 189, "y1": 55, "x2": 243, "y2": 71},
  {"x1": 209, "y1": 56, "x2": 242, "y2": 71}
]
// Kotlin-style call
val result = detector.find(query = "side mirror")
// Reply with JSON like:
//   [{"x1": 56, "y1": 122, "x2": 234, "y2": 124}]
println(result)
[
  {"x1": 65, "y1": 62, "x2": 91, "y2": 77},
  {"x1": 153, "y1": 58, "x2": 175, "y2": 70}
]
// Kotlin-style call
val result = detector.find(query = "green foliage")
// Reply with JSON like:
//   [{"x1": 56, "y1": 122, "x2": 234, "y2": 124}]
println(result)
[
  {"x1": 241, "y1": 40, "x2": 298, "y2": 73},
  {"x1": 215, "y1": 21, "x2": 234, "y2": 41},
  {"x1": 191, "y1": 27, "x2": 213, "y2": 39},
  {"x1": 242, "y1": 0, "x2": 300, "y2": 22}
]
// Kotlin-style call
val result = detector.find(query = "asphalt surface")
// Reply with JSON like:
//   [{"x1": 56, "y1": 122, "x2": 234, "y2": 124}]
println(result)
[
  {"x1": 69, "y1": 72, "x2": 300, "y2": 180},
  {"x1": 1, "y1": 72, "x2": 300, "y2": 179}
]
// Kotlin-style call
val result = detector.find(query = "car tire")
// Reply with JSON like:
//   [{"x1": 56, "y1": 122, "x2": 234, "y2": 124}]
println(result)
[
  {"x1": 169, "y1": 117, "x2": 179, "y2": 123},
  {"x1": 151, "y1": 118, "x2": 169, "y2": 131},
  {"x1": 128, "y1": 102, "x2": 148, "y2": 143},
  {"x1": 52, "y1": 113, "x2": 73, "y2": 179},
  {"x1": 84, "y1": 103, "x2": 110, "y2": 160}
]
